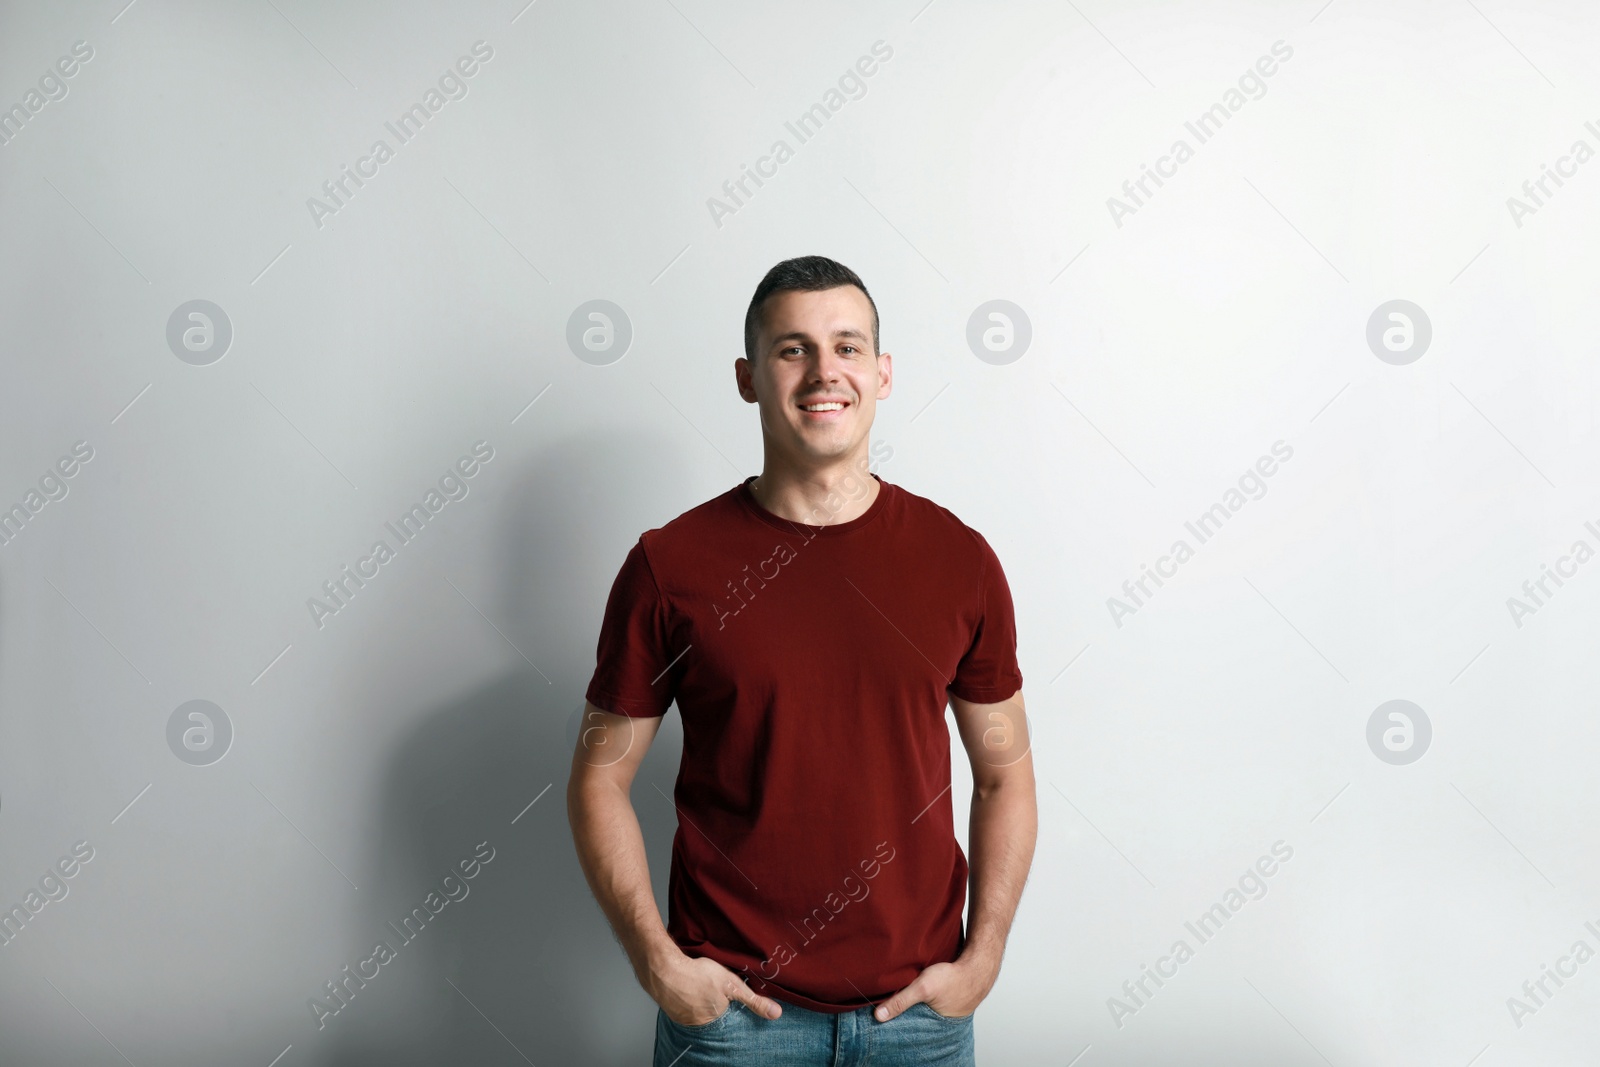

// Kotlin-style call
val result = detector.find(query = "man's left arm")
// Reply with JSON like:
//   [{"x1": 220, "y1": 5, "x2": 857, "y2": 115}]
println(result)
[{"x1": 875, "y1": 687, "x2": 1037, "y2": 1021}]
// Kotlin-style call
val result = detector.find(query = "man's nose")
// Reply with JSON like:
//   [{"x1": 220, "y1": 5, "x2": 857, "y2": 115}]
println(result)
[{"x1": 806, "y1": 349, "x2": 843, "y2": 382}]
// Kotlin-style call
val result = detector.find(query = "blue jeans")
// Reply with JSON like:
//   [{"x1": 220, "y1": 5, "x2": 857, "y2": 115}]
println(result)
[{"x1": 653, "y1": 999, "x2": 976, "y2": 1066}]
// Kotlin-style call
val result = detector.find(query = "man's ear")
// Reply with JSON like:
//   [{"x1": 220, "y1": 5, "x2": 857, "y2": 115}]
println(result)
[
  {"x1": 876, "y1": 350, "x2": 893, "y2": 400},
  {"x1": 735, "y1": 356, "x2": 759, "y2": 403}
]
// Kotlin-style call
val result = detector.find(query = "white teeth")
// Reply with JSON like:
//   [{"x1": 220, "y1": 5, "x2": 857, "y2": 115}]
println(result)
[{"x1": 801, "y1": 402, "x2": 844, "y2": 411}]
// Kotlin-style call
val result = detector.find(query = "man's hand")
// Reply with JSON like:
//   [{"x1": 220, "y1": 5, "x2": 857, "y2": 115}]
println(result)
[
  {"x1": 649, "y1": 948, "x2": 786, "y2": 1026},
  {"x1": 872, "y1": 954, "x2": 998, "y2": 1022}
]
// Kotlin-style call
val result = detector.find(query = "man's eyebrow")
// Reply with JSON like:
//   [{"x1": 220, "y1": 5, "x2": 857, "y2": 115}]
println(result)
[{"x1": 768, "y1": 327, "x2": 870, "y2": 348}]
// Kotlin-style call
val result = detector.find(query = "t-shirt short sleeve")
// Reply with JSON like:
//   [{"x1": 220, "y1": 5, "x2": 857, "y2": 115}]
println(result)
[
  {"x1": 948, "y1": 532, "x2": 1023, "y2": 704},
  {"x1": 585, "y1": 538, "x2": 682, "y2": 718}
]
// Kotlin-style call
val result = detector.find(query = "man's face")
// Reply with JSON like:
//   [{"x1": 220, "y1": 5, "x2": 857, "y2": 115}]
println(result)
[{"x1": 736, "y1": 286, "x2": 892, "y2": 467}]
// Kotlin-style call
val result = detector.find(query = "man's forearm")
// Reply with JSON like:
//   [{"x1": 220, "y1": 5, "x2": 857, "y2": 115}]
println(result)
[
  {"x1": 960, "y1": 772, "x2": 1038, "y2": 980},
  {"x1": 567, "y1": 776, "x2": 680, "y2": 992}
]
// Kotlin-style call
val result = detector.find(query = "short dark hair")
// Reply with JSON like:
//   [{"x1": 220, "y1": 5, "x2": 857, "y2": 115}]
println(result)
[{"x1": 743, "y1": 255, "x2": 880, "y2": 362}]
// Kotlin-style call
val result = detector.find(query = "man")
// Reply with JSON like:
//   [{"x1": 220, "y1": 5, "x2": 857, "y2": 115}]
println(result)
[{"x1": 568, "y1": 255, "x2": 1036, "y2": 1066}]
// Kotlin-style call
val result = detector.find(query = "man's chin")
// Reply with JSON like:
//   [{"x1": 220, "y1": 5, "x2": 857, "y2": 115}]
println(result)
[
  {"x1": 789, "y1": 425, "x2": 853, "y2": 448},
  {"x1": 791, "y1": 442, "x2": 867, "y2": 467}
]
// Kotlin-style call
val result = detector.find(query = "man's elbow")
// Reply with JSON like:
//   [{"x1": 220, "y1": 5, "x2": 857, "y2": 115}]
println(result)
[{"x1": 972, "y1": 757, "x2": 1036, "y2": 802}]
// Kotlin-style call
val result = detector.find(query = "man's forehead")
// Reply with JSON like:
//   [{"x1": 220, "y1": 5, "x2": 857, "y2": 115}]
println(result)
[{"x1": 763, "y1": 288, "x2": 872, "y2": 334}]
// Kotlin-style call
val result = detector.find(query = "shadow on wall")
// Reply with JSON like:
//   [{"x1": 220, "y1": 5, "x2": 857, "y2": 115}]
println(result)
[{"x1": 319, "y1": 431, "x2": 704, "y2": 1067}]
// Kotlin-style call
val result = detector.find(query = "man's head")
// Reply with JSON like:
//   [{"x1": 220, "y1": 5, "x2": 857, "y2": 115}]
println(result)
[{"x1": 736, "y1": 256, "x2": 892, "y2": 472}]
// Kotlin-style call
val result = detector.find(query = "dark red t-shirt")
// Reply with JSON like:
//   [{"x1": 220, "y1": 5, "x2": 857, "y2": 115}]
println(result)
[{"x1": 584, "y1": 473, "x2": 1023, "y2": 1013}]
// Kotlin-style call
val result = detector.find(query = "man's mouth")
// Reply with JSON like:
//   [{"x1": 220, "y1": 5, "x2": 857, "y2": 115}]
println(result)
[{"x1": 797, "y1": 398, "x2": 851, "y2": 422}]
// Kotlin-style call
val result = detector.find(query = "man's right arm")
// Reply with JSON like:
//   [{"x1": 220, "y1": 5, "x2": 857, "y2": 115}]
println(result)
[{"x1": 565, "y1": 702, "x2": 784, "y2": 1024}]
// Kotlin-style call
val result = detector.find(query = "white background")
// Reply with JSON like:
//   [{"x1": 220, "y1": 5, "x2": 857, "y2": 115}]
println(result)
[{"x1": 1, "y1": 1, "x2": 1597, "y2": 1064}]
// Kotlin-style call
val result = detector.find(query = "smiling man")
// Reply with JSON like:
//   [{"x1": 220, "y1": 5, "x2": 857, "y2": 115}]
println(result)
[{"x1": 568, "y1": 255, "x2": 1036, "y2": 1067}]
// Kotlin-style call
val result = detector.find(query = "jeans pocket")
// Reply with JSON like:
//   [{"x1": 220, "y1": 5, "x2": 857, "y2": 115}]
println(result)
[
  {"x1": 663, "y1": 1000, "x2": 738, "y2": 1032},
  {"x1": 915, "y1": 1001, "x2": 973, "y2": 1023}
]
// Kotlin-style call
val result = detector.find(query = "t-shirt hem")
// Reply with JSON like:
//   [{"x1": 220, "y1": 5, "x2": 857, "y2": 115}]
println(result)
[
  {"x1": 764, "y1": 986, "x2": 879, "y2": 1015},
  {"x1": 584, "y1": 686, "x2": 668, "y2": 718},
  {"x1": 947, "y1": 677, "x2": 1023, "y2": 704}
]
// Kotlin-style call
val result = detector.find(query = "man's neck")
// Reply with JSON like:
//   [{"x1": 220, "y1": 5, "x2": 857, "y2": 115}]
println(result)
[{"x1": 748, "y1": 455, "x2": 880, "y2": 526}]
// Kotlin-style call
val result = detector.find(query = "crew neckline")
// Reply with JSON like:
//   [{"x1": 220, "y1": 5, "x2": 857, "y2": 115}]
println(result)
[{"x1": 736, "y1": 474, "x2": 890, "y2": 535}]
